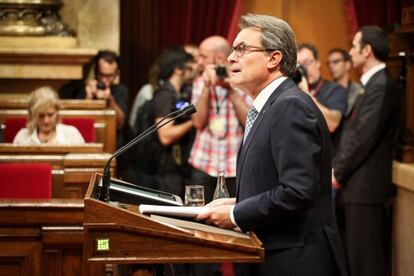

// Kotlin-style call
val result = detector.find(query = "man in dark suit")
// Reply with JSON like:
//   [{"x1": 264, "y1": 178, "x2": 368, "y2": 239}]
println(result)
[
  {"x1": 197, "y1": 14, "x2": 347, "y2": 276},
  {"x1": 333, "y1": 26, "x2": 400, "y2": 276}
]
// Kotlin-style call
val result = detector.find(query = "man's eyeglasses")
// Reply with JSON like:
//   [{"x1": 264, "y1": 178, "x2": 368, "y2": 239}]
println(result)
[
  {"x1": 230, "y1": 43, "x2": 274, "y2": 57},
  {"x1": 327, "y1": 58, "x2": 345, "y2": 66},
  {"x1": 300, "y1": 59, "x2": 315, "y2": 68}
]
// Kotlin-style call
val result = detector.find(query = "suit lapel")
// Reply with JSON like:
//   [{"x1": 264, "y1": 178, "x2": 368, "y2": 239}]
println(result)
[
  {"x1": 236, "y1": 79, "x2": 296, "y2": 199},
  {"x1": 353, "y1": 69, "x2": 385, "y2": 119}
]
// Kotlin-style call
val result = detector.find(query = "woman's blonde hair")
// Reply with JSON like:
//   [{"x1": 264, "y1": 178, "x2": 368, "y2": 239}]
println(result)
[{"x1": 27, "y1": 86, "x2": 60, "y2": 134}]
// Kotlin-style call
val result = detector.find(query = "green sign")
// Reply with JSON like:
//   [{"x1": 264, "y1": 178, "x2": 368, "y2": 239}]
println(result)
[{"x1": 96, "y1": 238, "x2": 110, "y2": 251}]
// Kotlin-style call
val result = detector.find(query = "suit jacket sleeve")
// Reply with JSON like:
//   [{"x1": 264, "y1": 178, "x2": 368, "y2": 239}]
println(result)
[
  {"x1": 334, "y1": 80, "x2": 390, "y2": 184},
  {"x1": 234, "y1": 97, "x2": 322, "y2": 231}
]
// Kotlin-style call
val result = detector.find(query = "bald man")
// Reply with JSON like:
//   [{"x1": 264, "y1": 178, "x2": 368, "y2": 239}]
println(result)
[
  {"x1": 188, "y1": 35, "x2": 251, "y2": 276},
  {"x1": 189, "y1": 36, "x2": 251, "y2": 202}
]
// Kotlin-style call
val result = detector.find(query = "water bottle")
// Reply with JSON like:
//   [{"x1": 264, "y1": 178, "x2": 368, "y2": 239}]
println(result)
[{"x1": 213, "y1": 170, "x2": 229, "y2": 200}]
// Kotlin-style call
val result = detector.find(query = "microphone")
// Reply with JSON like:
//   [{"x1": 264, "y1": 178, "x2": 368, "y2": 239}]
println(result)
[{"x1": 99, "y1": 104, "x2": 197, "y2": 202}]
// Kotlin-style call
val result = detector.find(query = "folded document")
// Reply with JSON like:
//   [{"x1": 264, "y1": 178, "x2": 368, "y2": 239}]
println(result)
[
  {"x1": 139, "y1": 204, "x2": 249, "y2": 239},
  {"x1": 139, "y1": 204, "x2": 208, "y2": 218}
]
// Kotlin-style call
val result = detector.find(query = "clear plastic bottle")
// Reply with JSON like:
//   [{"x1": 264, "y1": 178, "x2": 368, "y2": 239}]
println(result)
[{"x1": 213, "y1": 170, "x2": 230, "y2": 200}]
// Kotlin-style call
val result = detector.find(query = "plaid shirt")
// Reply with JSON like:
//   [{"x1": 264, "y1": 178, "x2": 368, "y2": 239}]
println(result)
[{"x1": 189, "y1": 77, "x2": 252, "y2": 177}]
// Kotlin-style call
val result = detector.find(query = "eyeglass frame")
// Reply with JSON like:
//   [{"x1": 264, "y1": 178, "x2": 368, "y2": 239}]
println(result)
[
  {"x1": 230, "y1": 43, "x2": 275, "y2": 57},
  {"x1": 326, "y1": 58, "x2": 345, "y2": 66}
]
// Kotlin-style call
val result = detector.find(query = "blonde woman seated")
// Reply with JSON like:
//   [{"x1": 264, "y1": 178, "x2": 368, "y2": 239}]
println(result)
[{"x1": 13, "y1": 87, "x2": 85, "y2": 145}]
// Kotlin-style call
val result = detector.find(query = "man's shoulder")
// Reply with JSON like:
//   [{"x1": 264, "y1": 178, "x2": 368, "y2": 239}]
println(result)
[
  {"x1": 152, "y1": 85, "x2": 176, "y2": 105},
  {"x1": 111, "y1": 83, "x2": 129, "y2": 94},
  {"x1": 349, "y1": 80, "x2": 362, "y2": 90},
  {"x1": 321, "y1": 79, "x2": 347, "y2": 94}
]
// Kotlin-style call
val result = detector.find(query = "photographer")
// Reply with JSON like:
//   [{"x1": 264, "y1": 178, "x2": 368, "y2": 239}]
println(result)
[
  {"x1": 297, "y1": 43, "x2": 347, "y2": 158},
  {"x1": 190, "y1": 36, "x2": 250, "y2": 202},
  {"x1": 82, "y1": 50, "x2": 129, "y2": 131}
]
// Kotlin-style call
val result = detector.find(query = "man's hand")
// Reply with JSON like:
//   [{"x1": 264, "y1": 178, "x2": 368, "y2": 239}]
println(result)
[
  {"x1": 85, "y1": 80, "x2": 111, "y2": 100},
  {"x1": 85, "y1": 79, "x2": 98, "y2": 99},
  {"x1": 332, "y1": 169, "x2": 342, "y2": 189},
  {"x1": 205, "y1": 197, "x2": 236, "y2": 207},
  {"x1": 202, "y1": 64, "x2": 231, "y2": 89},
  {"x1": 195, "y1": 205, "x2": 235, "y2": 229},
  {"x1": 202, "y1": 64, "x2": 219, "y2": 87}
]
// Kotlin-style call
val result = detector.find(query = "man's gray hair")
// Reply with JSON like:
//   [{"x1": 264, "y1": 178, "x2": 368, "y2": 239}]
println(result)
[{"x1": 239, "y1": 14, "x2": 297, "y2": 77}]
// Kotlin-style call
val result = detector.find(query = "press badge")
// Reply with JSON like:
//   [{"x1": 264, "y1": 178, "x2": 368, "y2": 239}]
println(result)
[{"x1": 209, "y1": 117, "x2": 226, "y2": 136}]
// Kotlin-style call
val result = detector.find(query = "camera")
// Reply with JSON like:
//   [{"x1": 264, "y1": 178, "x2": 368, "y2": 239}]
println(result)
[
  {"x1": 97, "y1": 81, "x2": 107, "y2": 90},
  {"x1": 292, "y1": 64, "x2": 308, "y2": 85},
  {"x1": 215, "y1": 65, "x2": 228, "y2": 79}
]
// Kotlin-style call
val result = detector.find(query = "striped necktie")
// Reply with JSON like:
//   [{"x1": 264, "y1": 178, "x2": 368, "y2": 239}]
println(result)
[{"x1": 243, "y1": 107, "x2": 259, "y2": 143}]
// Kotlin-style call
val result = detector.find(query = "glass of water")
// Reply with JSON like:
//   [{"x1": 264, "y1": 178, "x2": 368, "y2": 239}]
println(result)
[{"x1": 184, "y1": 185, "x2": 205, "y2": 206}]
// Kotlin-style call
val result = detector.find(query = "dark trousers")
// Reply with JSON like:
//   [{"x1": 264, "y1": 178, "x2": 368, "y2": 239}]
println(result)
[
  {"x1": 250, "y1": 243, "x2": 336, "y2": 276},
  {"x1": 341, "y1": 202, "x2": 389, "y2": 276}
]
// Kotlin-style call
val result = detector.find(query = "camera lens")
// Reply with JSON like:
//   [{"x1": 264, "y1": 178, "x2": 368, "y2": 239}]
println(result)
[
  {"x1": 292, "y1": 65, "x2": 307, "y2": 84},
  {"x1": 97, "y1": 81, "x2": 106, "y2": 90},
  {"x1": 215, "y1": 65, "x2": 228, "y2": 79}
]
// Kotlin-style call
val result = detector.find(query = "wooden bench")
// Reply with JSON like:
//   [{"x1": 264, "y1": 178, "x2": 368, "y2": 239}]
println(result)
[
  {"x1": 0, "y1": 144, "x2": 115, "y2": 199},
  {"x1": 0, "y1": 199, "x2": 106, "y2": 276}
]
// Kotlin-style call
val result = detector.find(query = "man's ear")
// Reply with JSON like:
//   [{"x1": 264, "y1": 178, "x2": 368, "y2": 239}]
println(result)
[
  {"x1": 362, "y1": 44, "x2": 372, "y2": 58},
  {"x1": 174, "y1": 67, "x2": 184, "y2": 76},
  {"x1": 267, "y1": 51, "x2": 283, "y2": 70}
]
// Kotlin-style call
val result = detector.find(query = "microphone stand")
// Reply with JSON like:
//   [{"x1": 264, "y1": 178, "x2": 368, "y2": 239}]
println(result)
[{"x1": 100, "y1": 105, "x2": 196, "y2": 202}]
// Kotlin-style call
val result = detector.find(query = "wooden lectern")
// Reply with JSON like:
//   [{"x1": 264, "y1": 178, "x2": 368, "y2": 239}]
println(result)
[{"x1": 83, "y1": 173, "x2": 264, "y2": 274}]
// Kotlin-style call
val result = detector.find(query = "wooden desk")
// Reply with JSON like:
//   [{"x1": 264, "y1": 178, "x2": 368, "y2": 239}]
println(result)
[
  {"x1": 0, "y1": 199, "x2": 105, "y2": 276},
  {"x1": 0, "y1": 151, "x2": 114, "y2": 199},
  {"x1": 83, "y1": 173, "x2": 264, "y2": 274},
  {"x1": 0, "y1": 95, "x2": 107, "y2": 110},
  {"x1": 392, "y1": 161, "x2": 414, "y2": 276},
  {"x1": 0, "y1": 143, "x2": 103, "y2": 153},
  {"x1": 0, "y1": 108, "x2": 116, "y2": 152}
]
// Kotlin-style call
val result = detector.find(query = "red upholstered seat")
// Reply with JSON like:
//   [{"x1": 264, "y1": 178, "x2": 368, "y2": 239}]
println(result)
[
  {"x1": 3, "y1": 117, "x2": 96, "y2": 143},
  {"x1": 62, "y1": 118, "x2": 96, "y2": 142},
  {"x1": 4, "y1": 118, "x2": 27, "y2": 143},
  {"x1": 0, "y1": 163, "x2": 52, "y2": 199}
]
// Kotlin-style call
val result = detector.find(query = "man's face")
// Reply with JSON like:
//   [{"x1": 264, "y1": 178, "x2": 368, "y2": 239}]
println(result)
[
  {"x1": 198, "y1": 46, "x2": 216, "y2": 71},
  {"x1": 184, "y1": 46, "x2": 202, "y2": 75},
  {"x1": 182, "y1": 61, "x2": 197, "y2": 84},
  {"x1": 227, "y1": 27, "x2": 272, "y2": 96},
  {"x1": 36, "y1": 105, "x2": 58, "y2": 134},
  {"x1": 297, "y1": 48, "x2": 320, "y2": 85},
  {"x1": 327, "y1": 52, "x2": 349, "y2": 81},
  {"x1": 96, "y1": 59, "x2": 118, "y2": 88},
  {"x1": 349, "y1": 32, "x2": 365, "y2": 69}
]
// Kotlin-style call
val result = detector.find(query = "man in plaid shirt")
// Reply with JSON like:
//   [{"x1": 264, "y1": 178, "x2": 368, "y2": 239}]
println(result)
[{"x1": 189, "y1": 35, "x2": 251, "y2": 203}]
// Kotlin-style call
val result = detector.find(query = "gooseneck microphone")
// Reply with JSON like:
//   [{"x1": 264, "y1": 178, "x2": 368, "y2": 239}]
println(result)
[{"x1": 99, "y1": 104, "x2": 197, "y2": 202}]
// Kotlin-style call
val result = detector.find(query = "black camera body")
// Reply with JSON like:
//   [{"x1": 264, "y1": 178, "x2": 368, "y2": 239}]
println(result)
[
  {"x1": 215, "y1": 65, "x2": 228, "y2": 79},
  {"x1": 97, "y1": 81, "x2": 107, "y2": 90},
  {"x1": 292, "y1": 65, "x2": 308, "y2": 85}
]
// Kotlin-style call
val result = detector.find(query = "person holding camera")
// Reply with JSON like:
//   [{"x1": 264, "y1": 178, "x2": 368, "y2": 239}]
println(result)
[
  {"x1": 64, "y1": 50, "x2": 129, "y2": 177},
  {"x1": 297, "y1": 43, "x2": 347, "y2": 159},
  {"x1": 83, "y1": 50, "x2": 129, "y2": 133},
  {"x1": 189, "y1": 36, "x2": 251, "y2": 203}
]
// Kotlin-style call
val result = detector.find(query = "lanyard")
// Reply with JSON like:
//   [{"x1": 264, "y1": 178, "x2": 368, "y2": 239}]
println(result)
[
  {"x1": 212, "y1": 86, "x2": 228, "y2": 114},
  {"x1": 310, "y1": 79, "x2": 324, "y2": 97}
]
